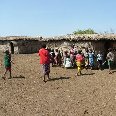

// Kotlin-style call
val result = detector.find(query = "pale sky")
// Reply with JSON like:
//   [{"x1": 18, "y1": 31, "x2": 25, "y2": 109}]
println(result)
[{"x1": 0, "y1": 0, "x2": 116, "y2": 37}]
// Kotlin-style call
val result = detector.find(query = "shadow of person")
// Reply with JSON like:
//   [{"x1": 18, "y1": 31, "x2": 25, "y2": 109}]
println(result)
[
  {"x1": 48, "y1": 76, "x2": 71, "y2": 81},
  {"x1": 12, "y1": 75, "x2": 25, "y2": 79},
  {"x1": 112, "y1": 70, "x2": 116, "y2": 73},
  {"x1": 81, "y1": 73, "x2": 95, "y2": 76}
]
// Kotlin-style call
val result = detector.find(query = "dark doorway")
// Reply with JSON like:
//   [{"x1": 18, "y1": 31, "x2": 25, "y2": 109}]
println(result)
[
  {"x1": 104, "y1": 41, "x2": 112, "y2": 52},
  {"x1": 10, "y1": 42, "x2": 14, "y2": 54},
  {"x1": 104, "y1": 41, "x2": 112, "y2": 68}
]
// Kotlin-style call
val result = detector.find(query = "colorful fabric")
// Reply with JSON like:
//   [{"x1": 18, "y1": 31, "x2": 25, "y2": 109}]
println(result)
[
  {"x1": 39, "y1": 48, "x2": 50, "y2": 64},
  {"x1": 42, "y1": 64, "x2": 50, "y2": 75},
  {"x1": 108, "y1": 60, "x2": 113, "y2": 66},
  {"x1": 97, "y1": 54, "x2": 103, "y2": 61},
  {"x1": 89, "y1": 58, "x2": 94, "y2": 66},
  {"x1": 76, "y1": 61, "x2": 81, "y2": 67},
  {"x1": 5, "y1": 67, "x2": 11, "y2": 71},
  {"x1": 76, "y1": 54, "x2": 83, "y2": 62},
  {"x1": 76, "y1": 61, "x2": 82, "y2": 74},
  {"x1": 4, "y1": 54, "x2": 11, "y2": 68},
  {"x1": 65, "y1": 58, "x2": 72, "y2": 68},
  {"x1": 88, "y1": 52, "x2": 94, "y2": 66},
  {"x1": 107, "y1": 52, "x2": 114, "y2": 61}
]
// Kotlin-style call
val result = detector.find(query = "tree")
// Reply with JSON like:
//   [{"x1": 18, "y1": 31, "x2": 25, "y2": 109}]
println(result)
[{"x1": 73, "y1": 28, "x2": 97, "y2": 34}]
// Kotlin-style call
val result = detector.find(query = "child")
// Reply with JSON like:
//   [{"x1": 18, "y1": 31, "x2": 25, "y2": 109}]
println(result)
[
  {"x1": 54, "y1": 49, "x2": 62, "y2": 66},
  {"x1": 84, "y1": 49, "x2": 89, "y2": 69},
  {"x1": 97, "y1": 51, "x2": 103, "y2": 70},
  {"x1": 50, "y1": 49, "x2": 55, "y2": 67},
  {"x1": 64, "y1": 55, "x2": 72, "y2": 68},
  {"x1": 106, "y1": 48, "x2": 114, "y2": 74},
  {"x1": 76, "y1": 50, "x2": 84, "y2": 76},
  {"x1": 3, "y1": 50, "x2": 12, "y2": 79},
  {"x1": 70, "y1": 46, "x2": 75, "y2": 67},
  {"x1": 88, "y1": 49, "x2": 95, "y2": 70}
]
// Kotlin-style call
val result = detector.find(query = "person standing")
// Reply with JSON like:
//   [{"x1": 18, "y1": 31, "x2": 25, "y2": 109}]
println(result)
[
  {"x1": 70, "y1": 45, "x2": 75, "y2": 67},
  {"x1": 88, "y1": 49, "x2": 95, "y2": 70},
  {"x1": 3, "y1": 50, "x2": 12, "y2": 80},
  {"x1": 97, "y1": 51, "x2": 103, "y2": 70},
  {"x1": 76, "y1": 50, "x2": 84, "y2": 76},
  {"x1": 106, "y1": 48, "x2": 114, "y2": 74},
  {"x1": 38, "y1": 44, "x2": 50, "y2": 82}
]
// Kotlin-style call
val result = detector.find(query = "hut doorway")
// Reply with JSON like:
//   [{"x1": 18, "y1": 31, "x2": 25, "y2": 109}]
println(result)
[
  {"x1": 10, "y1": 42, "x2": 14, "y2": 54},
  {"x1": 104, "y1": 41, "x2": 112, "y2": 51},
  {"x1": 104, "y1": 41, "x2": 112, "y2": 60}
]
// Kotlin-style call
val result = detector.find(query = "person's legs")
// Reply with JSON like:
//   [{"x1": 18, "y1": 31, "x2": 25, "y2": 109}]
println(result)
[
  {"x1": 108, "y1": 61, "x2": 112, "y2": 74},
  {"x1": 76, "y1": 62, "x2": 81, "y2": 76},
  {"x1": 8, "y1": 68, "x2": 12, "y2": 79},
  {"x1": 99, "y1": 60, "x2": 102, "y2": 70},
  {"x1": 42, "y1": 64, "x2": 47, "y2": 82},
  {"x1": 3, "y1": 69, "x2": 7, "y2": 79},
  {"x1": 43, "y1": 64, "x2": 50, "y2": 82},
  {"x1": 46, "y1": 64, "x2": 50, "y2": 80},
  {"x1": 43, "y1": 75, "x2": 46, "y2": 82}
]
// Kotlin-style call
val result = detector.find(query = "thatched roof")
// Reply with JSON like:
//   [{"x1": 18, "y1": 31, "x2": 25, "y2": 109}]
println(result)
[
  {"x1": 0, "y1": 34, "x2": 116, "y2": 41},
  {"x1": 45, "y1": 34, "x2": 116, "y2": 41},
  {"x1": 0, "y1": 36, "x2": 43, "y2": 41}
]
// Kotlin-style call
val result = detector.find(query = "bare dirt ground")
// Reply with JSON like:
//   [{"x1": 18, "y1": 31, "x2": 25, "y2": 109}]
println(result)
[{"x1": 0, "y1": 53, "x2": 116, "y2": 116}]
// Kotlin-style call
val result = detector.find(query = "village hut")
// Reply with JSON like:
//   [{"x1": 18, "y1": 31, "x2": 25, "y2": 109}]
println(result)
[
  {"x1": 0, "y1": 34, "x2": 116, "y2": 62},
  {"x1": 0, "y1": 36, "x2": 44, "y2": 54},
  {"x1": 45, "y1": 34, "x2": 116, "y2": 62}
]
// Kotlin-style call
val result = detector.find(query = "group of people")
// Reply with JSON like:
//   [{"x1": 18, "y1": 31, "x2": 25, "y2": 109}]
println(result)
[
  {"x1": 1, "y1": 44, "x2": 115, "y2": 82},
  {"x1": 39, "y1": 44, "x2": 115, "y2": 82}
]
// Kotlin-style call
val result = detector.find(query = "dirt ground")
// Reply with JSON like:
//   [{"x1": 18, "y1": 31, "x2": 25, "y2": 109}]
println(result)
[{"x1": 0, "y1": 53, "x2": 116, "y2": 116}]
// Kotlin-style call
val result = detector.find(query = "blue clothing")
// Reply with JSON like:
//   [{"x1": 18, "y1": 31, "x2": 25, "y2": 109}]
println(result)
[{"x1": 88, "y1": 52, "x2": 94, "y2": 66}]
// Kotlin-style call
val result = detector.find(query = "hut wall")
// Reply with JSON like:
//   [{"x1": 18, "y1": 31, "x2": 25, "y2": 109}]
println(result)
[
  {"x1": 45, "y1": 40, "x2": 94, "y2": 54},
  {"x1": 18, "y1": 40, "x2": 45, "y2": 54},
  {"x1": 91, "y1": 41, "x2": 105, "y2": 53},
  {"x1": 0, "y1": 41, "x2": 10, "y2": 52},
  {"x1": 112, "y1": 42, "x2": 116, "y2": 63}
]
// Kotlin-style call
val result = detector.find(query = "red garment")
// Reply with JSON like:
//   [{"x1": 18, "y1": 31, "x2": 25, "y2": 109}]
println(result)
[
  {"x1": 76, "y1": 54, "x2": 83, "y2": 62},
  {"x1": 38, "y1": 48, "x2": 50, "y2": 64},
  {"x1": 70, "y1": 49, "x2": 74, "y2": 55}
]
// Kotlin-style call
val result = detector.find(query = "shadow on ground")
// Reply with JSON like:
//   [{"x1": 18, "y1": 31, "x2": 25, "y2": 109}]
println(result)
[
  {"x1": 12, "y1": 75, "x2": 25, "y2": 79},
  {"x1": 81, "y1": 73, "x2": 95, "y2": 76},
  {"x1": 48, "y1": 76, "x2": 71, "y2": 81}
]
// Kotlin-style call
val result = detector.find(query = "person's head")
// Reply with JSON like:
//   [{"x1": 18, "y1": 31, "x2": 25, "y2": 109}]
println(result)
[
  {"x1": 71, "y1": 45, "x2": 74, "y2": 49},
  {"x1": 41, "y1": 44, "x2": 46, "y2": 48},
  {"x1": 89, "y1": 49, "x2": 93, "y2": 53},
  {"x1": 47, "y1": 48, "x2": 51, "y2": 52},
  {"x1": 55, "y1": 49, "x2": 58, "y2": 52},
  {"x1": 108, "y1": 48, "x2": 112, "y2": 52},
  {"x1": 85, "y1": 48, "x2": 89, "y2": 52},
  {"x1": 64, "y1": 50, "x2": 68, "y2": 54},
  {"x1": 5, "y1": 50, "x2": 9, "y2": 54},
  {"x1": 66, "y1": 55, "x2": 70, "y2": 58},
  {"x1": 51, "y1": 49, "x2": 54, "y2": 52},
  {"x1": 78, "y1": 50, "x2": 82, "y2": 54},
  {"x1": 98, "y1": 51, "x2": 101, "y2": 54},
  {"x1": 58, "y1": 50, "x2": 60, "y2": 53}
]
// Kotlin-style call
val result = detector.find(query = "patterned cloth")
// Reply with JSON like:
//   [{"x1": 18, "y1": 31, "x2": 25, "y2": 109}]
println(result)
[{"x1": 42, "y1": 64, "x2": 50, "y2": 75}]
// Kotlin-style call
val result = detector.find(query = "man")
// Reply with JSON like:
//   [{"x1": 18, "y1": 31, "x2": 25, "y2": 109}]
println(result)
[
  {"x1": 107, "y1": 48, "x2": 114, "y2": 74},
  {"x1": 38, "y1": 44, "x2": 50, "y2": 82}
]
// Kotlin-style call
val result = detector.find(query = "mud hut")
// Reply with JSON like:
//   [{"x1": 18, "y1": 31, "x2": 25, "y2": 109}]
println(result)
[
  {"x1": 0, "y1": 34, "x2": 116, "y2": 60},
  {"x1": 0, "y1": 36, "x2": 44, "y2": 54}
]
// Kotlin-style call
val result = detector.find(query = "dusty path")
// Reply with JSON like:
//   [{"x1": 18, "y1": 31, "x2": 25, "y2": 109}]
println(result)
[{"x1": 0, "y1": 53, "x2": 116, "y2": 116}]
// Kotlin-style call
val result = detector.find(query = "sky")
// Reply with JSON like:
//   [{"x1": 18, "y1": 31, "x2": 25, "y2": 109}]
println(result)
[{"x1": 0, "y1": 0, "x2": 116, "y2": 37}]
